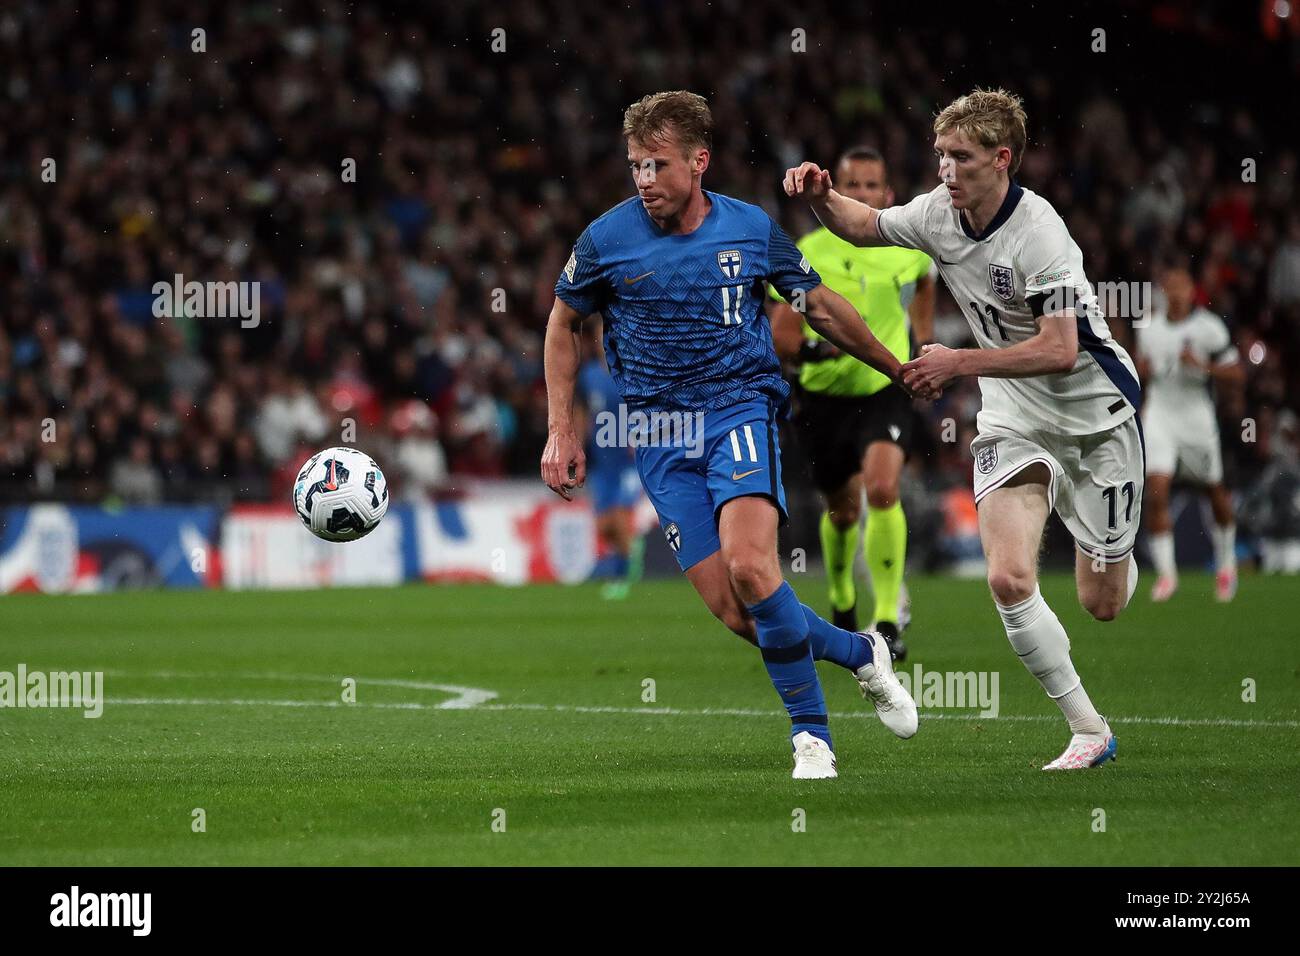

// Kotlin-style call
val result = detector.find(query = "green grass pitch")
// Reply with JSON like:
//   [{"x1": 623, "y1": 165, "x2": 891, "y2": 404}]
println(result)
[{"x1": 1, "y1": 573, "x2": 1296, "y2": 865}]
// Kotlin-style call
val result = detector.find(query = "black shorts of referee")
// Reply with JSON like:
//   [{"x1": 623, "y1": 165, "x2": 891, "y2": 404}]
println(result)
[{"x1": 791, "y1": 384, "x2": 915, "y2": 495}]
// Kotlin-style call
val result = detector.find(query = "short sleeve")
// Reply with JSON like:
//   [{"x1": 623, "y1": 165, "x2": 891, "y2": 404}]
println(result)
[
  {"x1": 766, "y1": 219, "x2": 822, "y2": 301},
  {"x1": 555, "y1": 227, "x2": 606, "y2": 316},
  {"x1": 1207, "y1": 316, "x2": 1239, "y2": 365},
  {"x1": 876, "y1": 189, "x2": 936, "y2": 254},
  {"x1": 768, "y1": 233, "x2": 814, "y2": 304},
  {"x1": 1019, "y1": 222, "x2": 1079, "y2": 317}
]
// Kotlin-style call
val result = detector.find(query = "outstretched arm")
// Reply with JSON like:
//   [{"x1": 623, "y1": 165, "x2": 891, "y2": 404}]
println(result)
[
  {"x1": 802, "y1": 283, "x2": 937, "y2": 397},
  {"x1": 783, "y1": 162, "x2": 891, "y2": 247},
  {"x1": 541, "y1": 297, "x2": 589, "y2": 499},
  {"x1": 768, "y1": 299, "x2": 838, "y2": 365}
]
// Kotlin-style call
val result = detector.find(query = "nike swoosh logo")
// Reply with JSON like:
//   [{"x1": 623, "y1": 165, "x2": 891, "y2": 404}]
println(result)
[
  {"x1": 786, "y1": 683, "x2": 814, "y2": 698},
  {"x1": 1105, "y1": 534, "x2": 1122, "y2": 544},
  {"x1": 731, "y1": 468, "x2": 763, "y2": 481},
  {"x1": 623, "y1": 271, "x2": 655, "y2": 284},
  {"x1": 939, "y1": 258, "x2": 958, "y2": 265}
]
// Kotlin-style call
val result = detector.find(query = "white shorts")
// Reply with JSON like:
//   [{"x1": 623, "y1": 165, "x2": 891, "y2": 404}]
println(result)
[
  {"x1": 1143, "y1": 407, "x2": 1223, "y2": 484},
  {"x1": 971, "y1": 415, "x2": 1145, "y2": 563}
]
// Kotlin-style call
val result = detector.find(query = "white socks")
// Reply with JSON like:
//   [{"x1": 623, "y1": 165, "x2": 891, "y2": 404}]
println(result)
[
  {"x1": 1152, "y1": 526, "x2": 1236, "y2": 576},
  {"x1": 1055, "y1": 685, "x2": 1107, "y2": 737},
  {"x1": 997, "y1": 586, "x2": 1106, "y2": 736},
  {"x1": 1212, "y1": 524, "x2": 1237, "y2": 573},
  {"x1": 1150, "y1": 532, "x2": 1176, "y2": 580}
]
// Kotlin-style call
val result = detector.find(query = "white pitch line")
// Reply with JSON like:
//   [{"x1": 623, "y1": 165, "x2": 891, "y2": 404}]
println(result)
[
  {"x1": 112, "y1": 698, "x2": 455, "y2": 711},
  {"x1": 102, "y1": 670, "x2": 1299, "y2": 728},
  {"x1": 102, "y1": 670, "x2": 496, "y2": 710},
  {"x1": 103, "y1": 696, "x2": 1300, "y2": 729}
]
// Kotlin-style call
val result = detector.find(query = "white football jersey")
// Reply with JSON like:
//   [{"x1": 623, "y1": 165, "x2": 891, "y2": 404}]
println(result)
[
  {"x1": 1136, "y1": 307, "x2": 1237, "y2": 428},
  {"x1": 878, "y1": 183, "x2": 1139, "y2": 437}
]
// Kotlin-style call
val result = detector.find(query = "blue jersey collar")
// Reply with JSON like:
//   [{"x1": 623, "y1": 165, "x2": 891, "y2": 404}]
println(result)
[
  {"x1": 959, "y1": 180, "x2": 1023, "y2": 242},
  {"x1": 640, "y1": 189, "x2": 717, "y2": 237}
]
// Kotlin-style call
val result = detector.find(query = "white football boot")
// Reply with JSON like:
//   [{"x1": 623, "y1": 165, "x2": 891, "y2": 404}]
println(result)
[
  {"x1": 791, "y1": 731, "x2": 838, "y2": 779},
  {"x1": 1215, "y1": 568, "x2": 1238, "y2": 603},
  {"x1": 854, "y1": 630, "x2": 918, "y2": 738},
  {"x1": 1150, "y1": 574, "x2": 1178, "y2": 602},
  {"x1": 1043, "y1": 721, "x2": 1118, "y2": 770}
]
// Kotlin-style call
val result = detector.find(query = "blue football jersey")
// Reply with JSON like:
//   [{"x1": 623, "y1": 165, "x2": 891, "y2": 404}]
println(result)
[{"x1": 555, "y1": 191, "x2": 821, "y2": 413}]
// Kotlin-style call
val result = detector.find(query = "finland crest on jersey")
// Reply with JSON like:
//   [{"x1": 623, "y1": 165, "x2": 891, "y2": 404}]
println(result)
[{"x1": 717, "y1": 249, "x2": 742, "y2": 279}]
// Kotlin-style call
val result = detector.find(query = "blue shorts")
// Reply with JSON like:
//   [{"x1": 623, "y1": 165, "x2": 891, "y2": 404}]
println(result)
[
  {"x1": 635, "y1": 399, "x2": 788, "y2": 572},
  {"x1": 589, "y1": 462, "x2": 641, "y2": 515}
]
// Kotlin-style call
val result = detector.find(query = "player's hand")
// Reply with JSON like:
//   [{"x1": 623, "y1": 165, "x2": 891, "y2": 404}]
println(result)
[
  {"x1": 902, "y1": 343, "x2": 962, "y2": 397},
  {"x1": 783, "y1": 162, "x2": 833, "y2": 201},
  {"x1": 912, "y1": 340, "x2": 938, "y2": 361},
  {"x1": 897, "y1": 375, "x2": 942, "y2": 402},
  {"x1": 541, "y1": 427, "x2": 586, "y2": 501}
]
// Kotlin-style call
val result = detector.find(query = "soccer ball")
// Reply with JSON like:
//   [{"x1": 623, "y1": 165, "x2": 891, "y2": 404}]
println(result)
[{"x1": 292, "y1": 446, "x2": 389, "y2": 541}]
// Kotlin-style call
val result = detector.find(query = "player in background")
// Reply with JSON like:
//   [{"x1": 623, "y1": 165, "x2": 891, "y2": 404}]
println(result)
[
  {"x1": 1136, "y1": 265, "x2": 1244, "y2": 602},
  {"x1": 786, "y1": 88, "x2": 1141, "y2": 770},
  {"x1": 543, "y1": 91, "x2": 922, "y2": 779},
  {"x1": 576, "y1": 319, "x2": 646, "y2": 600},
  {"x1": 768, "y1": 146, "x2": 936, "y2": 657}
]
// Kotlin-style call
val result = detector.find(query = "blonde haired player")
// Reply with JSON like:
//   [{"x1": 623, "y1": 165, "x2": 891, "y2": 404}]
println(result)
[{"x1": 785, "y1": 88, "x2": 1141, "y2": 770}]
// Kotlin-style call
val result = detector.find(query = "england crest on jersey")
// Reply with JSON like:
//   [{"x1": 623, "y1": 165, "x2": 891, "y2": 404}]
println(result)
[
  {"x1": 989, "y1": 263, "x2": 1015, "y2": 301},
  {"x1": 717, "y1": 249, "x2": 742, "y2": 279},
  {"x1": 976, "y1": 444, "x2": 999, "y2": 475}
]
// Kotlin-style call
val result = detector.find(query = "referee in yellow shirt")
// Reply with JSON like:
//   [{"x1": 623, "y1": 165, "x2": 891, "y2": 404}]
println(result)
[{"x1": 768, "y1": 146, "x2": 935, "y2": 660}]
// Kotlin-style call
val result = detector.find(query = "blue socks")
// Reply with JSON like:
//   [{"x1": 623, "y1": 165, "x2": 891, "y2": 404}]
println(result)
[
  {"x1": 746, "y1": 582, "x2": 831, "y2": 749},
  {"x1": 591, "y1": 553, "x2": 629, "y2": 579},
  {"x1": 802, "y1": 605, "x2": 873, "y2": 671}
]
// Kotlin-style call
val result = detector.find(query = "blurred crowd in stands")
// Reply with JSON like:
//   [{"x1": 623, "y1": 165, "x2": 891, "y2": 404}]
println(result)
[{"x1": 2, "y1": 0, "x2": 1298, "y2": 554}]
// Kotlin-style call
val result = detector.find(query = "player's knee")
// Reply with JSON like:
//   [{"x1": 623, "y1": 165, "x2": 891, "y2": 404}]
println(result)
[
  {"x1": 725, "y1": 551, "x2": 777, "y2": 598},
  {"x1": 726, "y1": 556, "x2": 764, "y2": 594},
  {"x1": 864, "y1": 479, "x2": 898, "y2": 510},
  {"x1": 827, "y1": 502, "x2": 859, "y2": 529},
  {"x1": 1082, "y1": 591, "x2": 1122, "y2": 622},
  {"x1": 988, "y1": 566, "x2": 1036, "y2": 607}
]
